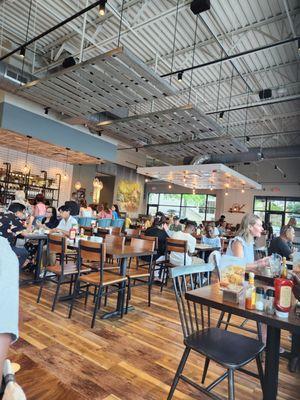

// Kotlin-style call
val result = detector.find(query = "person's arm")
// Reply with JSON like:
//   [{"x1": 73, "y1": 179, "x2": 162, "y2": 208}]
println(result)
[{"x1": 231, "y1": 240, "x2": 244, "y2": 258}]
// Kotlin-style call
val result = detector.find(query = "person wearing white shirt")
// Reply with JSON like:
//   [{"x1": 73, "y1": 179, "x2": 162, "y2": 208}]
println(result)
[
  {"x1": 170, "y1": 220, "x2": 198, "y2": 266},
  {"x1": 54, "y1": 205, "x2": 79, "y2": 234}
]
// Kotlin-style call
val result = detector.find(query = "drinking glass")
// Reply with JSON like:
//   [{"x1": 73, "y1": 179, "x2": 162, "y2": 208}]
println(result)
[{"x1": 269, "y1": 253, "x2": 282, "y2": 277}]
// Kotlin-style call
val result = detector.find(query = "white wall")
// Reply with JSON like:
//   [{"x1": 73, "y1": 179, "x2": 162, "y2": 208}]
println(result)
[{"x1": 0, "y1": 145, "x2": 73, "y2": 206}]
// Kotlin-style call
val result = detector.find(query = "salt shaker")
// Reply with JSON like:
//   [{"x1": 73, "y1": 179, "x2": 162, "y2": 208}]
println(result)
[
  {"x1": 255, "y1": 287, "x2": 265, "y2": 311},
  {"x1": 264, "y1": 289, "x2": 275, "y2": 314}
]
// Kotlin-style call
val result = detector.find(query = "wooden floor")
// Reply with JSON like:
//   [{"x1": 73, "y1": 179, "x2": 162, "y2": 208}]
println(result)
[{"x1": 7, "y1": 279, "x2": 300, "y2": 400}]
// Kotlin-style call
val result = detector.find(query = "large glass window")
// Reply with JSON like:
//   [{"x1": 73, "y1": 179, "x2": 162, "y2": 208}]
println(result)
[
  {"x1": 253, "y1": 196, "x2": 300, "y2": 231},
  {"x1": 147, "y1": 193, "x2": 216, "y2": 221}
]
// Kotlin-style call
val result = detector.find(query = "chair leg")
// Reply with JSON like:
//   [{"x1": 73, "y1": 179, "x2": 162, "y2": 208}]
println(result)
[
  {"x1": 84, "y1": 284, "x2": 90, "y2": 308},
  {"x1": 148, "y1": 279, "x2": 152, "y2": 307},
  {"x1": 228, "y1": 369, "x2": 235, "y2": 400},
  {"x1": 224, "y1": 313, "x2": 232, "y2": 330},
  {"x1": 120, "y1": 282, "x2": 126, "y2": 319},
  {"x1": 167, "y1": 347, "x2": 191, "y2": 400},
  {"x1": 52, "y1": 276, "x2": 62, "y2": 312},
  {"x1": 255, "y1": 355, "x2": 264, "y2": 392},
  {"x1": 68, "y1": 278, "x2": 80, "y2": 319},
  {"x1": 201, "y1": 357, "x2": 210, "y2": 384},
  {"x1": 37, "y1": 269, "x2": 47, "y2": 303},
  {"x1": 104, "y1": 286, "x2": 108, "y2": 306},
  {"x1": 125, "y1": 279, "x2": 131, "y2": 314},
  {"x1": 91, "y1": 286, "x2": 102, "y2": 328}
]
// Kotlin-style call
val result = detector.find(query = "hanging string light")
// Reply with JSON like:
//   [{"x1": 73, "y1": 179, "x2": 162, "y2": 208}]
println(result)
[{"x1": 22, "y1": 135, "x2": 32, "y2": 175}]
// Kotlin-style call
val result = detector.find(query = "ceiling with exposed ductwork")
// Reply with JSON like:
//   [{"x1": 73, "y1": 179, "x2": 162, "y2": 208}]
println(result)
[{"x1": 0, "y1": 0, "x2": 299, "y2": 165}]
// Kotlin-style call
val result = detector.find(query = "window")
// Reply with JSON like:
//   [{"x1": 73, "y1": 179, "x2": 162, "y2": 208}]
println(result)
[
  {"x1": 147, "y1": 193, "x2": 216, "y2": 221},
  {"x1": 253, "y1": 196, "x2": 300, "y2": 231}
]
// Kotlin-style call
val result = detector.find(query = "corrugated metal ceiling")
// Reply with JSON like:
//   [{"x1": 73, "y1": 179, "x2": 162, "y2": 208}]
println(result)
[{"x1": 0, "y1": 0, "x2": 299, "y2": 164}]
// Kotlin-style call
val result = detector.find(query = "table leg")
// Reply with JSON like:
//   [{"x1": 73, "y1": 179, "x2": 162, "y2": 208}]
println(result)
[
  {"x1": 263, "y1": 325, "x2": 280, "y2": 400},
  {"x1": 34, "y1": 239, "x2": 44, "y2": 282}
]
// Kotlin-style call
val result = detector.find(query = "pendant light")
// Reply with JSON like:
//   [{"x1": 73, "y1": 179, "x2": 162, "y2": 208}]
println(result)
[
  {"x1": 22, "y1": 135, "x2": 32, "y2": 175},
  {"x1": 74, "y1": 163, "x2": 82, "y2": 191},
  {"x1": 63, "y1": 147, "x2": 70, "y2": 180}
]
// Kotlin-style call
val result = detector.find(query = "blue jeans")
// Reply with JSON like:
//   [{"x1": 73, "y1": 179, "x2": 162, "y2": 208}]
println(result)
[{"x1": 11, "y1": 246, "x2": 28, "y2": 268}]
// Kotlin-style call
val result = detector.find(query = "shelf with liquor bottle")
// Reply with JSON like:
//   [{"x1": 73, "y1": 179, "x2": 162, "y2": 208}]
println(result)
[{"x1": 0, "y1": 163, "x2": 61, "y2": 206}]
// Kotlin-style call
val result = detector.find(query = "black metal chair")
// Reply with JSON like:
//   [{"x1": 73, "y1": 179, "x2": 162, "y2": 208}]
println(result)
[
  {"x1": 168, "y1": 265, "x2": 265, "y2": 400},
  {"x1": 68, "y1": 240, "x2": 127, "y2": 328},
  {"x1": 37, "y1": 234, "x2": 90, "y2": 312}
]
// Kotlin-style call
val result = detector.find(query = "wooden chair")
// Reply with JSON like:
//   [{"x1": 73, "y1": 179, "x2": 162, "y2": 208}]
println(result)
[
  {"x1": 167, "y1": 265, "x2": 264, "y2": 400},
  {"x1": 37, "y1": 234, "x2": 90, "y2": 312},
  {"x1": 111, "y1": 227, "x2": 122, "y2": 235},
  {"x1": 79, "y1": 226, "x2": 93, "y2": 237},
  {"x1": 68, "y1": 240, "x2": 127, "y2": 328},
  {"x1": 159, "y1": 238, "x2": 188, "y2": 292},
  {"x1": 125, "y1": 238, "x2": 155, "y2": 313},
  {"x1": 125, "y1": 228, "x2": 141, "y2": 237}
]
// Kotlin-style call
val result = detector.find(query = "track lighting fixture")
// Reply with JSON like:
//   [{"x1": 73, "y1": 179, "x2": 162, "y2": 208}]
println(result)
[
  {"x1": 177, "y1": 71, "x2": 183, "y2": 82},
  {"x1": 219, "y1": 111, "x2": 224, "y2": 119},
  {"x1": 20, "y1": 47, "x2": 26, "y2": 58},
  {"x1": 246, "y1": 136, "x2": 250, "y2": 142},
  {"x1": 135, "y1": 148, "x2": 138, "y2": 152},
  {"x1": 274, "y1": 165, "x2": 278, "y2": 170},
  {"x1": 44, "y1": 107, "x2": 50, "y2": 115},
  {"x1": 99, "y1": 0, "x2": 107, "y2": 16}
]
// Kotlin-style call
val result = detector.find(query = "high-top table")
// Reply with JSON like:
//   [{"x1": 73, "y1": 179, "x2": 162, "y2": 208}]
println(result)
[{"x1": 185, "y1": 283, "x2": 300, "y2": 400}]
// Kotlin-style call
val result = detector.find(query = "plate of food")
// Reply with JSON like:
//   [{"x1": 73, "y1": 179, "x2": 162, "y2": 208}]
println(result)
[{"x1": 218, "y1": 255, "x2": 246, "y2": 291}]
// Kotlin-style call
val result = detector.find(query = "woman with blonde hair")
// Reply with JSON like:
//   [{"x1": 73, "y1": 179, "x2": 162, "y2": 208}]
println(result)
[{"x1": 226, "y1": 213, "x2": 265, "y2": 264}]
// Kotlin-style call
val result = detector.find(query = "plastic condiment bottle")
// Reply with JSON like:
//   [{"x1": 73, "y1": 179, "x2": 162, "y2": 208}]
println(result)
[
  {"x1": 274, "y1": 272, "x2": 294, "y2": 318},
  {"x1": 245, "y1": 272, "x2": 256, "y2": 310},
  {"x1": 281, "y1": 256, "x2": 287, "y2": 278},
  {"x1": 69, "y1": 225, "x2": 77, "y2": 240}
]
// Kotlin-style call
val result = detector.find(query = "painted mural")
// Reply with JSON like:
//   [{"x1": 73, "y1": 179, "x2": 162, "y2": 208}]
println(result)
[{"x1": 117, "y1": 180, "x2": 142, "y2": 212}]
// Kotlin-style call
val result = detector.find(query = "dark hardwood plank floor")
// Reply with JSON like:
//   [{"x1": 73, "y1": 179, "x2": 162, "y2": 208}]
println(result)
[{"x1": 6, "y1": 281, "x2": 300, "y2": 399}]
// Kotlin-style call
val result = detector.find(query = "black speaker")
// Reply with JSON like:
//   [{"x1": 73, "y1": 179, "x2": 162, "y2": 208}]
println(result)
[
  {"x1": 62, "y1": 57, "x2": 76, "y2": 69},
  {"x1": 259, "y1": 89, "x2": 272, "y2": 99},
  {"x1": 190, "y1": 0, "x2": 210, "y2": 15}
]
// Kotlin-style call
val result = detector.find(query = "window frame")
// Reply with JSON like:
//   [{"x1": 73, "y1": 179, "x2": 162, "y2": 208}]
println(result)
[
  {"x1": 253, "y1": 195, "x2": 300, "y2": 225},
  {"x1": 147, "y1": 192, "x2": 217, "y2": 221}
]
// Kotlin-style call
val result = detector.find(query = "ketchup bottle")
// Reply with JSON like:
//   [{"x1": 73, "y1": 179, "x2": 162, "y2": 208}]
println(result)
[{"x1": 274, "y1": 272, "x2": 293, "y2": 318}]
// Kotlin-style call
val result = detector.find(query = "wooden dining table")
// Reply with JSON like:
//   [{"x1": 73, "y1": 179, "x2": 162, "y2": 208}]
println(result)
[
  {"x1": 68, "y1": 239, "x2": 156, "y2": 319},
  {"x1": 185, "y1": 283, "x2": 300, "y2": 400}
]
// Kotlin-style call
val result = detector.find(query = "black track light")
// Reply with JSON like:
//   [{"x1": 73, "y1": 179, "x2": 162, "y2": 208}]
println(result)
[
  {"x1": 274, "y1": 165, "x2": 278, "y2": 170},
  {"x1": 177, "y1": 71, "x2": 183, "y2": 82},
  {"x1": 246, "y1": 136, "x2": 250, "y2": 142},
  {"x1": 62, "y1": 56, "x2": 76, "y2": 68},
  {"x1": 219, "y1": 111, "x2": 224, "y2": 119},
  {"x1": 44, "y1": 107, "x2": 50, "y2": 115},
  {"x1": 283, "y1": 174, "x2": 287, "y2": 178},
  {"x1": 20, "y1": 47, "x2": 26, "y2": 58},
  {"x1": 135, "y1": 148, "x2": 138, "y2": 152},
  {"x1": 99, "y1": 0, "x2": 107, "y2": 16}
]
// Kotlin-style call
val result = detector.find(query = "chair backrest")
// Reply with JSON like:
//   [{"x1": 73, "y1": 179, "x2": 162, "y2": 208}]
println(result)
[
  {"x1": 208, "y1": 250, "x2": 221, "y2": 280},
  {"x1": 170, "y1": 265, "x2": 211, "y2": 338},
  {"x1": 140, "y1": 234, "x2": 159, "y2": 250},
  {"x1": 111, "y1": 218, "x2": 125, "y2": 228},
  {"x1": 98, "y1": 218, "x2": 112, "y2": 228},
  {"x1": 111, "y1": 227, "x2": 122, "y2": 235},
  {"x1": 126, "y1": 228, "x2": 141, "y2": 237},
  {"x1": 166, "y1": 238, "x2": 188, "y2": 265},
  {"x1": 104, "y1": 234, "x2": 125, "y2": 247},
  {"x1": 47, "y1": 234, "x2": 66, "y2": 270},
  {"x1": 79, "y1": 239, "x2": 106, "y2": 262},
  {"x1": 131, "y1": 237, "x2": 155, "y2": 252}
]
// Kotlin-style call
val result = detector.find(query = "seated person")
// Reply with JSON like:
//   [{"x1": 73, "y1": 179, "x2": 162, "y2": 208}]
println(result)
[
  {"x1": 53, "y1": 205, "x2": 78, "y2": 234},
  {"x1": 144, "y1": 214, "x2": 169, "y2": 262},
  {"x1": 39, "y1": 206, "x2": 59, "y2": 229},
  {"x1": 217, "y1": 220, "x2": 227, "y2": 236},
  {"x1": 268, "y1": 225, "x2": 296, "y2": 260},
  {"x1": 210, "y1": 221, "x2": 219, "y2": 236},
  {"x1": 0, "y1": 203, "x2": 34, "y2": 267},
  {"x1": 0, "y1": 237, "x2": 19, "y2": 380},
  {"x1": 79, "y1": 199, "x2": 92, "y2": 217},
  {"x1": 170, "y1": 220, "x2": 202, "y2": 266},
  {"x1": 64, "y1": 200, "x2": 80, "y2": 216},
  {"x1": 202, "y1": 225, "x2": 221, "y2": 248},
  {"x1": 169, "y1": 216, "x2": 182, "y2": 232}
]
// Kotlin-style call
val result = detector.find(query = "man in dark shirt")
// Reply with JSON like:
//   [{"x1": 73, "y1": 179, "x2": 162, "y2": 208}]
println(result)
[
  {"x1": 0, "y1": 203, "x2": 31, "y2": 267},
  {"x1": 268, "y1": 225, "x2": 295, "y2": 260}
]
